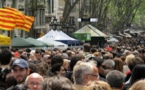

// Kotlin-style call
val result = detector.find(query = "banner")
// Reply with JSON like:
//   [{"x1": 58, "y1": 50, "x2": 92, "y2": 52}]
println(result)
[{"x1": 0, "y1": 34, "x2": 11, "y2": 46}]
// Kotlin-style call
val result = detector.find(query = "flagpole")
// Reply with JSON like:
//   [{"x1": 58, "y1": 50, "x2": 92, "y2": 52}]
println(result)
[{"x1": 9, "y1": 30, "x2": 12, "y2": 49}]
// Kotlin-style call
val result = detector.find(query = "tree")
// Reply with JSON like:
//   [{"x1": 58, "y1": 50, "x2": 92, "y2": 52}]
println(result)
[
  {"x1": 132, "y1": 0, "x2": 145, "y2": 28},
  {"x1": 77, "y1": 0, "x2": 142, "y2": 32},
  {"x1": 61, "y1": 0, "x2": 80, "y2": 25},
  {"x1": 90, "y1": 0, "x2": 111, "y2": 30},
  {"x1": 110, "y1": 0, "x2": 142, "y2": 31},
  {"x1": 78, "y1": 0, "x2": 111, "y2": 30}
]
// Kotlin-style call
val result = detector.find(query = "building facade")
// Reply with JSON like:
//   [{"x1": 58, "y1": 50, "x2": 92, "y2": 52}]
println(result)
[{"x1": 0, "y1": 0, "x2": 82, "y2": 37}]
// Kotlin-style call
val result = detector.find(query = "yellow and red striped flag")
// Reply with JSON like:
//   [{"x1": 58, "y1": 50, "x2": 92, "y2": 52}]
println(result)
[
  {"x1": 5, "y1": 7, "x2": 34, "y2": 32},
  {"x1": 0, "y1": 8, "x2": 16, "y2": 30},
  {"x1": 16, "y1": 16, "x2": 34, "y2": 32},
  {"x1": 5, "y1": 7, "x2": 25, "y2": 27}
]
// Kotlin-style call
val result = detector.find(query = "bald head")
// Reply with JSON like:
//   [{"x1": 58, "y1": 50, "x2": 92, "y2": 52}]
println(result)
[{"x1": 25, "y1": 73, "x2": 43, "y2": 90}]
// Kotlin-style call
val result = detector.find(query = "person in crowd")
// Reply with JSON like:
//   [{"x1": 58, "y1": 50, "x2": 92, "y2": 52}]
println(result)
[
  {"x1": 106, "y1": 70, "x2": 124, "y2": 90},
  {"x1": 130, "y1": 64, "x2": 145, "y2": 85},
  {"x1": 67, "y1": 51, "x2": 75, "y2": 60},
  {"x1": 11, "y1": 84, "x2": 29, "y2": 90},
  {"x1": 138, "y1": 48, "x2": 145, "y2": 62},
  {"x1": 51, "y1": 54, "x2": 64, "y2": 66},
  {"x1": 0, "y1": 49, "x2": 13, "y2": 89},
  {"x1": 100, "y1": 59, "x2": 115, "y2": 78},
  {"x1": 83, "y1": 43, "x2": 91, "y2": 59},
  {"x1": 114, "y1": 58, "x2": 125, "y2": 73},
  {"x1": 102, "y1": 59, "x2": 115, "y2": 70},
  {"x1": 29, "y1": 49, "x2": 48, "y2": 76},
  {"x1": 124, "y1": 57, "x2": 144, "y2": 86},
  {"x1": 63, "y1": 59, "x2": 69, "y2": 71},
  {"x1": 65, "y1": 54, "x2": 85, "y2": 82},
  {"x1": 43, "y1": 55, "x2": 51, "y2": 68},
  {"x1": 25, "y1": 73, "x2": 43, "y2": 90},
  {"x1": 86, "y1": 81, "x2": 111, "y2": 90},
  {"x1": 129, "y1": 79, "x2": 145, "y2": 90},
  {"x1": 48, "y1": 54, "x2": 64, "y2": 76},
  {"x1": 103, "y1": 53, "x2": 113, "y2": 60},
  {"x1": 125, "y1": 54, "x2": 135, "y2": 65},
  {"x1": 11, "y1": 59, "x2": 30, "y2": 84},
  {"x1": 73, "y1": 61, "x2": 99, "y2": 89},
  {"x1": 51, "y1": 63, "x2": 66, "y2": 76},
  {"x1": 93, "y1": 52, "x2": 101, "y2": 57},
  {"x1": 42, "y1": 75, "x2": 75, "y2": 90},
  {"x1": 62, "y1": 52, "x2": 69, "y2": 60},
  {"x1": 34, "y1": 49, "x2": 43, "y2": 62},
  {"x1": 124, "y1": 64, "x2": 145, "y2": 90},
  {"x1": 132, "y1": 50, "x2": 140, "y2": 57}
]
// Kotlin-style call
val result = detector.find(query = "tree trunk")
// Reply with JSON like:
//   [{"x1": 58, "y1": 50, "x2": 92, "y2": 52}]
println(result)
[{"x1": 61, "y1": 0, "x2": 80, "y2": 25}]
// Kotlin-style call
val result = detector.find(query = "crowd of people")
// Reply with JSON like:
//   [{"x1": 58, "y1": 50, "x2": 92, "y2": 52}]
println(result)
[{"x1": 0, "y1": 36, "x2": 145, "y2": 90}]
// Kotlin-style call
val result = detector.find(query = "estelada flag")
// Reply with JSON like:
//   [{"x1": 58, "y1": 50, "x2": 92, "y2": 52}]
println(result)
[
  {"x1": 5, "y1": 7, "x2": 34, "y2": 32},
  {"x1": 5, "y1": 7, "x2": 25, "y2": 27},
  {"x1": 16, "y1": 16, "x2": 34, "y2": 32},
  {"x1": 0, "y1": 8, "x2": 16, "y2": 30}
]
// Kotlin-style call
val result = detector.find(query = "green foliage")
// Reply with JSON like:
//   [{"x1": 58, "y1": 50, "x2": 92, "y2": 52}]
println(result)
[
  {"x1": 106, "y1": 0, "x2": 142, "y2": 31},
  {"x1": 133, "y1": 0, "x2": 145, "y2": 27}
]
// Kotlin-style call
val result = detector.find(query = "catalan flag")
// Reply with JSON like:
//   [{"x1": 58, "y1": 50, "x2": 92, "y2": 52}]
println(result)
[
  {"x1": 5, "y1": 7, "x2": 25, "y2": 27},
  {"x1": 0, "y1": 8, "x2": 16, "y2": 30},
  {"x1": 16, "y1": 16, "x2": 34, "y2": 32}
]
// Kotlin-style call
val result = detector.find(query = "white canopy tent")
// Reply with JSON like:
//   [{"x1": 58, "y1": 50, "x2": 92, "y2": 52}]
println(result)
[
  {"x1": 44, "y1": 29, "x2": 68, "y2": 40},
  {"x1": 37, "y1": 39, "x2": 68, "y2": 49},
  {"x1": 39, "y1": 29, "x2": 79, "y2": 45},
  {"x1": 37, "y1": 30, "x2": 68, "y2": 49},
  {"x1": 56, "y1": 30, "x2": 77, "y2": 40}
]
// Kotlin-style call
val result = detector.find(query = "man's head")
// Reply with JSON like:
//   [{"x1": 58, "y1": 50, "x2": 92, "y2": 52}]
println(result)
[
  {"x1": 106, "y1": 70, "x2": 124, "y2": 89},
  {"x1": 43, "y1": 55, "x2": 51, "y2": 67},
  {"x1": 51, "y1": 54, "x2": 63, "y2": 66},
  {"x1": 102, "y1": 60, "x2": 115, "y2": 70},
  {"x1": 67, "y1": 51, "x2": 75, "y2": 60},
  {"x1": 42, "y1": 76, "x2": 75, "y2": 90},
  {"x1": 12, "y1": 59, "x2": 30, "y2": 84},
  {"x1": 73, "y1": 61, "x2": 99, "y2": 85},
  {"x1": 83, "y1": 43, "x2": 91, "y2": 52},
  {"x1": 25, "y1": 73, "x2": 43, "y2": 90},
  {"x1": 35, "y1": 49, "x2": 42, "y2": 61}
]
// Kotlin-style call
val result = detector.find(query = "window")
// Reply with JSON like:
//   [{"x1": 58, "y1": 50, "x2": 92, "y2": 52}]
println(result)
[
  {"x1": 47, "y1": 0, "x2": 54, "y2": 13},
  {"x1": 69, "y1": 16, "x2": 75, "y2": 25},
  {"x1": 47, "y1": 0, "x2": 51, "y2": 13}
]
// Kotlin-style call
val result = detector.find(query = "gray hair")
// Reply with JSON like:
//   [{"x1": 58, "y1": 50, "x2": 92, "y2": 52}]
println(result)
[
  {"x1": 73, "y1": 61, "x2": 95, "y2": 85},
  {"x1": 25, "y1": 73, "x2": 44, "y2": 85},
  {"x1": 106, "y1": 70, "x2": 124, "y2": 88},
  {"x1": 102, "y1": 60, "x2": 115, "y2": 69}
]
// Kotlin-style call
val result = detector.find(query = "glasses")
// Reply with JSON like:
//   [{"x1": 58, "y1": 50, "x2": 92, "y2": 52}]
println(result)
[
  {"x1": 29, "y1": 82, "x2": 41, "y2": 86},
  {"x1": 87, "y1": 74, "x2": 99, "y2": 78}
]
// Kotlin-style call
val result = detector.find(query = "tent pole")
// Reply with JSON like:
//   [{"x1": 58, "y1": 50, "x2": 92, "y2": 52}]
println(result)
[{"x1": 9, "y1": 30, "x2": 12, "y2": 49}]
